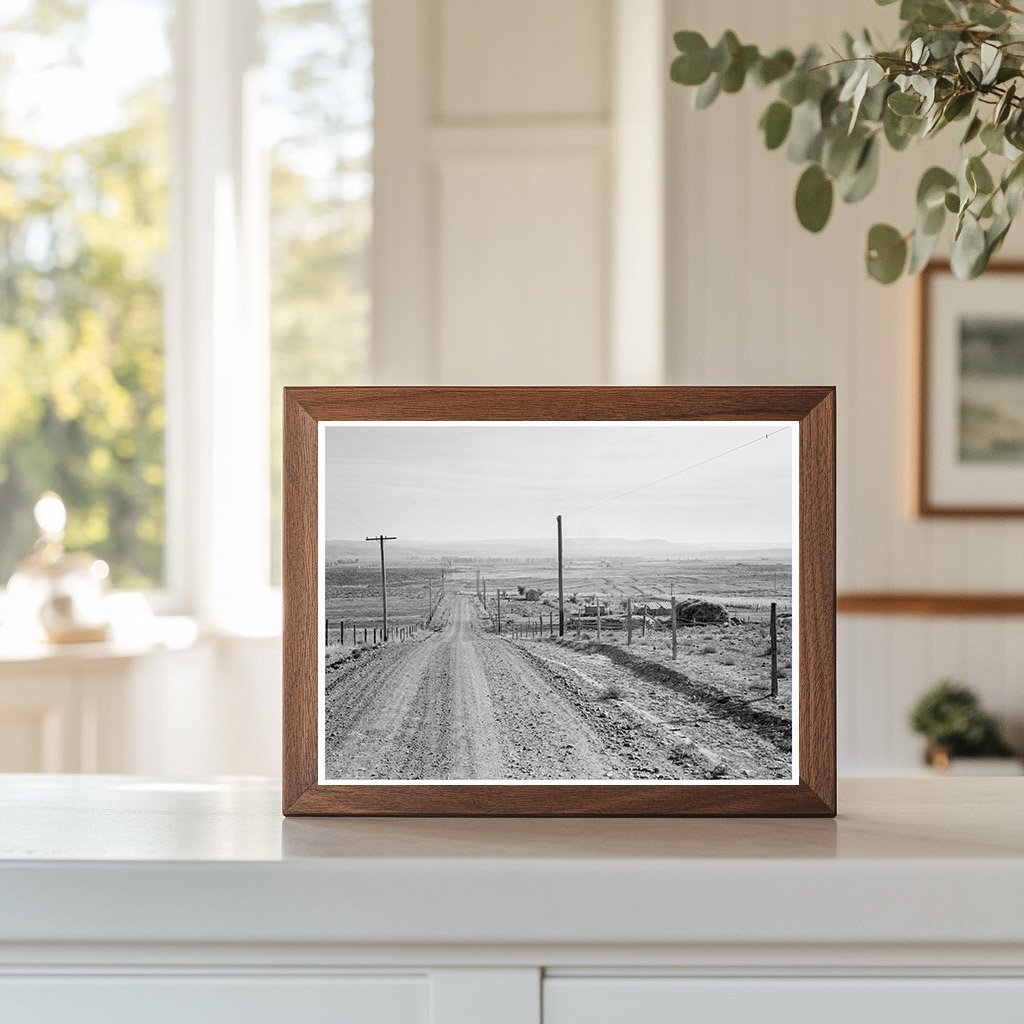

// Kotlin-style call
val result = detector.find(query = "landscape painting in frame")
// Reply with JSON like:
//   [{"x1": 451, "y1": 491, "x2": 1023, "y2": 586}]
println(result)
[
  {"x1": 318, "y1": 420, "x2": 799, "y2": 786},
  {"x1": 920, "y1": 262, "x2": 1024, "y2": 515}
]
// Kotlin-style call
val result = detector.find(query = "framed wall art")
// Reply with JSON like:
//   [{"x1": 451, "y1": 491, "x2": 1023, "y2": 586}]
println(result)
[
  {"x1": 282, "y1": 387, "x2": 836, "y2": 816},
  {"x1": 918, "y1": 261, "x2": 1024, "y2": 517}
]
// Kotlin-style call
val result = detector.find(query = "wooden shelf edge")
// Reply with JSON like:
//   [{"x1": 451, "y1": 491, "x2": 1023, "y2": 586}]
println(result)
[{"x1": 838, "y1": 592, "x2": 1024, "y2": 617}]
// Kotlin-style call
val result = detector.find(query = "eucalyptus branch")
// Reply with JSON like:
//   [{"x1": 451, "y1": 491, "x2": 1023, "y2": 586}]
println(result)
[{"x1": 670, "y1": 0, "x2": 1024, "y2": 283}]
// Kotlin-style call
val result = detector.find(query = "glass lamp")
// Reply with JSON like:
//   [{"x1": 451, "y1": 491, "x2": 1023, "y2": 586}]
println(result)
[{"x1": 5, "y1": 493, "x2": 111, "y2": 644}]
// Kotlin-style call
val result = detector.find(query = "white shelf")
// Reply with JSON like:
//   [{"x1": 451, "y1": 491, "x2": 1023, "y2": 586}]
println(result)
[{"x1": 1, "y1": 775, "x2": 1023, "y2": 952}]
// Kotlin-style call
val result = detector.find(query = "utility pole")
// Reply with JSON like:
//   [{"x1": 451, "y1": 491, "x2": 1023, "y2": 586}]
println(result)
[
  {"x1": 366, "y1": 534, "x2": 396, "y2": 640},
  {"x1": 770, "y1": 601, "x2": 778, "y2": 698},
  {"x1": 556, "y1": 514, "x2": 565, "y2": 637}
]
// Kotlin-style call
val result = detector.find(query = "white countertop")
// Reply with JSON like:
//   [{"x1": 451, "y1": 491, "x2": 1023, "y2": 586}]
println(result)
[{"x1": 2, "y1": 775, "x2": 1022, "y2": 951}]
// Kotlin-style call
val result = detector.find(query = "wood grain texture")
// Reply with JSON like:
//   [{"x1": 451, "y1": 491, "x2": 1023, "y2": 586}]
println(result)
[
  {"x1": 282, "y1": 387, "x2": 836, "y2": 817},
  {"x1": 916, "y1": 260, "x2": 1024, "y2": 518},
  {"x1": 838, "y1": 592, "x2": 1024, "y2": 616}
]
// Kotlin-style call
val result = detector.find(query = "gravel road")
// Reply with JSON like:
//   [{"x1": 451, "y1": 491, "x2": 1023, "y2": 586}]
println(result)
[{"x1": 324, "y1": 592, "x2": 791, "y2": 781}]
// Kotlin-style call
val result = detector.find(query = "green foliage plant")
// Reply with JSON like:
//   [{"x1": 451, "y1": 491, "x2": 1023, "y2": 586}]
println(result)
[
  {"x1": 909, "y1": 679, "x2": 1015, "y2": 756},
  {"x1": 670, "y1": 0, "x2": 1024, "y2": 283}
]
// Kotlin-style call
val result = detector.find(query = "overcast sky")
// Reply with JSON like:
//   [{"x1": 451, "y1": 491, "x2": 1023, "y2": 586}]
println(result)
[{"x1": 323, "y1": 421, "x2": 795, "y2": 545}]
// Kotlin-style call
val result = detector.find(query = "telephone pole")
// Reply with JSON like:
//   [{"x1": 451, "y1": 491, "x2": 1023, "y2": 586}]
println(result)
[
  {"x1": 556, "y1": 514, "x2": 565, "y2": 637},
  {"x1": 366, "y1": 535, "x2": 397, "y2": 640}
]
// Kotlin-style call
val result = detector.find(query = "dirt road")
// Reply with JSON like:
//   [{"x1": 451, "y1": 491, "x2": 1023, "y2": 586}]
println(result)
[{"x1": 324, "y1": 592, "x2": 790, "y2": 781}]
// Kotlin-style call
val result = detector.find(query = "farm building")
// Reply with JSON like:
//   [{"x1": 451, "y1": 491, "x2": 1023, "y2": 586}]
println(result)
[{"x1": 640, "y1": 599, "x2": 673, "y2": 620}]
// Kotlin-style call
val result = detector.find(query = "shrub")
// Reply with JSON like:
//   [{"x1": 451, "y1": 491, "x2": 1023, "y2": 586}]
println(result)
[{"x1": 910, "y1": 680, "x2": 1014, "y2": 757}]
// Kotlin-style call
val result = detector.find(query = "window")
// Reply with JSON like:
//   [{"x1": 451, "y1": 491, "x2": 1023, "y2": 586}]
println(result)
[
  {"x1": 0, "y1": 0, "x2": 373, "y2": 615},
  {"x1": 0, "y1": 0, "x2": 172, "y2": 589},
  {"x1": 262, "y1": 0, "x2": 373, "y2": 581}
]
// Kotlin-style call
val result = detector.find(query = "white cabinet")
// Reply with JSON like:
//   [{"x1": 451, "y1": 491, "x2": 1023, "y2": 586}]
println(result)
[
  {"x1": 2, "y1": 777, "x2": 1023, "y2": 1024},
  {"x1": 544, "y1": 977, "x2": 1024, "y2": 1024},
  {"x1": 0, "y1": 975, "x2": 428, "y2": 1024}
]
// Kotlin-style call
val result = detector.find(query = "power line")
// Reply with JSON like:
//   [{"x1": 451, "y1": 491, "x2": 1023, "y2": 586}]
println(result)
[{"x1": 564, "y1": 426, "x2": 790, "y2": 517}]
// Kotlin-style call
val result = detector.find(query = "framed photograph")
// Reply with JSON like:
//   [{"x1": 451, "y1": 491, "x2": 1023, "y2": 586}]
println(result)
[
  {"x1": 283, "y1": 387, "x2": 835, "y2": 816},
  {"x1": 918, "y1": 261, "x2": 1024, "y2": 516}
]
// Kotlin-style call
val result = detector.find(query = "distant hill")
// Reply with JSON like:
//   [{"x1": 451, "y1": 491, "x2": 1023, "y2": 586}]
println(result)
[{"x1": 326, "y1": 538, "x2": 791, "y2": 562}]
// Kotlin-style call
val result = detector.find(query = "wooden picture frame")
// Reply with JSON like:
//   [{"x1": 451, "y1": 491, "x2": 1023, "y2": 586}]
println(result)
[
  {"x1": 917, "y1": 260, "x2": 1024, "y2": 517},
  {"x1": 283, "y1": 387, "x2": 836, "y2": 817}
]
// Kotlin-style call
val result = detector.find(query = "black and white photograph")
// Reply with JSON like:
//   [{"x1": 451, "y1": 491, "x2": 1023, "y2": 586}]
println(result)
[{"x1": 318, "y1": 420, "x2": 798, "y2": 784}]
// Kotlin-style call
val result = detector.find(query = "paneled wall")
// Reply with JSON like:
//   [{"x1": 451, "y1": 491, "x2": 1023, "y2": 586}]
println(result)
[
  {"x1": 374, "y1": 0, "x2": 666, "y2": 386},
  {"x1": 665, "y1": 0, "x2": 1024, "y2": 772}
]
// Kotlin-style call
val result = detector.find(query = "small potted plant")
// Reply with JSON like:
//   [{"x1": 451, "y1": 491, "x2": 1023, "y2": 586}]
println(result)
[{"x1": 909, "y1": 680, "x2": 1019, "y2": 773}]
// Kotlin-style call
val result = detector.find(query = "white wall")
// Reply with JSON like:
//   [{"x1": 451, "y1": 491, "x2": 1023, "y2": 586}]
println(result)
[
  {"x1": 664, "y1": 0, "x2": 1024, "y2": 772},
  {"x1": 373, "y1": 0, "x2": 665, "y2": 386}
]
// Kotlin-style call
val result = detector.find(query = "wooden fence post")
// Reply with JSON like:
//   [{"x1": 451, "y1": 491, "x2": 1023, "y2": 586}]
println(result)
[
  {"x1": 770, "y1": 601, "x2": 778, "y2": 698},
  {"x1": 576, "y1": 608, "x2": 581, "y2": 639},
  {"x1": 626, "y1": 598, "x2": 633, "y2": 644},
  {"x1": 671, "y1": 596, "x2": 677, "y2": 660},
  {"x1": 642, "y1": 606, "x2": 647, "y2": 637},
  {"x1": 496, "y1": 590, "x2": 502, "y2": 634},
  {"x1": 597, "y1": 602, "x2": 602, "y2": 641},
  {"x1": 548, "y1": 612, "x2": 553, "y2": 636}
]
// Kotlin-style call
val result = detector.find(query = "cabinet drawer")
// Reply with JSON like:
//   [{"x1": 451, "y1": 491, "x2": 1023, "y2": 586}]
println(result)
[
  {"x1": 544, "y1": 977, "x2": 1024, "y2": 1024},
  {"x1": 0, "y1": 974, "x2": 427, "y2": 1024}
]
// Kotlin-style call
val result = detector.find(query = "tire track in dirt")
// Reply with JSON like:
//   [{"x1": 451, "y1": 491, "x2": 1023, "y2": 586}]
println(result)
[
  {"x1": 324, "y1": 591, "x2": 790, "y2": 781},
  {"x1": 513, "y1": 640, "x2": 791, "y2": 779},
  {"x1": 325, "y1": 593, "x2": 630, "y2": 780}
]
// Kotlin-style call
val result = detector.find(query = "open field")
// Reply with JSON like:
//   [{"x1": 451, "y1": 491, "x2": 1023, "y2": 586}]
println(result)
[{"x1": 323, "y1": 555, "x2": 793, "y2": 781}]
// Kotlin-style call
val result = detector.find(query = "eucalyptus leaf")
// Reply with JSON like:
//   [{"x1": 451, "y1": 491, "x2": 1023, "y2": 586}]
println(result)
[
  {"x1": 951, "y1": 211, "x2": 987, "y2": 278},
  {"x1": 980, "y1": 41, "x2": 1002, "y2": 86},
  {"x1": 866, "y1": 223, "x2": 908, "y2": 283},
  {"x1": 721, "y1": 45, "x2": 759, "y2": 93},
  {"x1": 694, "y1": 73, "x2": 721, "y2": 109},
  {"x1": 921, "y1": 200, "x2": 946, "y2": 235},
  {"x1": 822, "y1": 128, "x2": 864, "y2": 178},
  {"x1": 710, "y1": 31, "x2": 740, "y2": 73},
  {"x1": 996, "y1": 82, "x2": 1017, "y2": 124},
  {"x1": 787, "y1": 100, "x2": 823, "y2": 162},
  {"x1": 888, "y1": 90, "x2": 921, "y2": 115},
  {"x1": 795, "y1": 164, "x2": 834, "y2": 232},
  {"x1": 917, "y1": 166, "x2": 957, "y2": 210},
  {"x1": 760, "y1": 101, "x2": 793, "y2": 150},
  {"x1": 779, "y1": 73, "x2": 807, "y2": 106},
  {"x1": 754, "y1": 49, "x2": 795, "y2": 87},
  {"x1": 908, "y1": 221, "x2": 942, "y2": 273},
  {"x1": 942, "y1": 91, "x2": 974, "y2": 122},
  {"x1": 970, "y1": 2, "x2": 1009, "y2": 29},
  {"x1": 967, "y1": 154, "x2": 995, "y2": 195},
  {"x1": 980, "y1": 42, "x2": 1003, "y2": 86},
  {"x1": 842, "y1": 137, "x2": 880, "y2": 203},
  {"x1": 962, "y1": 115, "x2": 983, "y2": 145},
  {"x1": 981, "y1": 121, "x2": 1006, "y2": 155}
]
